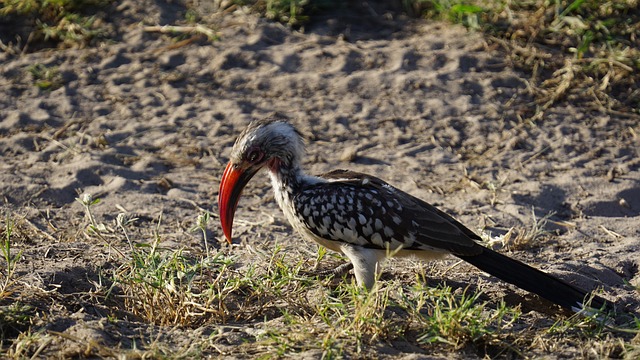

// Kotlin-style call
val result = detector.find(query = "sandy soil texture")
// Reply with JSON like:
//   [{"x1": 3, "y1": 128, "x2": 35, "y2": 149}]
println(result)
[{"x1": 1, "y1": 1, "x2": 639, "y2": 358}]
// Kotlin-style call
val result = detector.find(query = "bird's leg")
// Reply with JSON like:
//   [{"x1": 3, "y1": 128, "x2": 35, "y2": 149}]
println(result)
[{"x1": 340, "y1": 245, "x2": 386, "y2": 289}]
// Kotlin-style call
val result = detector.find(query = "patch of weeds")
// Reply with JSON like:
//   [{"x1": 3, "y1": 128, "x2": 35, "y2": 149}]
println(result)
[
  {"x1": 248, "y1": 279, "x2": 401, "y2": 357},
  {"x1": 110, "y1": 242, "x2": 314, "y2": 326},
  {"x1": 538, "y1": 309, "x2": 632, "y2": 357},
  {"x1": 223, "y1": 245, "x2": 315, "y2": 322},
  {"x1": 77, "y1": 193, "x2": 313, "y2": 327},
  {"x1": 76, "y1": 196, "x2": 230, "y2": 326},
  {"x1": 0, "y1": 303, "x2": 34, "y2": 342},
  {"x1": 510, "y1": 207, "x2": 555, "y2": 250},
  {"x1": 263, "y1": 0, "x2": 309, "y2": 26},
  {"x1": 249, "y1": 277, "x2": 524, "y2": 357},
  {"x1": 4, "y1": 328, "x2": 49, "y2": 359},
  {"x1": 413, "y1": 0, "x2": 485, "y2": 29},
  {"x1": 547, "y1": 307, "x2": 609, "y2": 338},
  {"x1": 247, "y1": 245, "x2": 311, "y2": 297},
  {"x1": 0, "y1": 0, "x2": 112, "y2": 50},
  {"x1": 479, "y1": 207, "x2": 555, "y2": 251},
  {"x1": 114, "y1": 243, "x2": 235, "y2": 326},
  {"x1": 223, "y1": 0, "x2": 311, "y2": 26},
  {"x1": 318, "y1": 282, "x2": 398, "y2": 354},
  {"x1": 26, "y1": 63, "x2": 63, "y2": 90},
  {"x1": 411, "y1": 0, "x2": 640, "y2": 115},
  {"x1": 402, "y1": 283, "x2": 520, "y2": 350}
]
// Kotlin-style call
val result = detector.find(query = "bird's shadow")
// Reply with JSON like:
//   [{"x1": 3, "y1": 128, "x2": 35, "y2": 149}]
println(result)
[
  {"x1": 511, "y1": 182, "x2": 640, "y2": 219},
  {"x1": 581, "y1": 186, "x2": 640, "y2": 218},
  {"x1": 511, "y1": 184, "x2": 571, "y2": 220}
]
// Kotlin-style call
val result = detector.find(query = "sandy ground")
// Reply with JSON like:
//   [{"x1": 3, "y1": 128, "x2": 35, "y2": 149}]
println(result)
[{"x1": 0, "y1": 1, "x2": 639, "y2": 358}]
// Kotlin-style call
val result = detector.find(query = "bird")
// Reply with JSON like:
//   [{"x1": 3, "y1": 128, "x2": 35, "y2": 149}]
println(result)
[{"x1": 218, "y1": 118, "x2": 611, "y2": 313}]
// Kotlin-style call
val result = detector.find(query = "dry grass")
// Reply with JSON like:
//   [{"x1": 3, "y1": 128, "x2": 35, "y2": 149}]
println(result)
[
  {"x1": 1, "y1": 197, "x2": 638, "y2": 358},
  {"x1": 0, "y1": 0, "x2": 112, "y2": 52},
  {"x1": 479, "y1": 207, "x2": 557, "y2": 251},
  {"x1": 493, "y1": 2, "x2": 638, "y2": 117}
]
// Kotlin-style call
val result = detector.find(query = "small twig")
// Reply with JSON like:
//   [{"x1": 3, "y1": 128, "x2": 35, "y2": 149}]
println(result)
[
  {"x1": 52, "y1": 118, "x2": 81, "y2": 140},
  {"x1": 116, "y1": 213, "x2": 135, "y2": 253},
  {"x1": 29, "y1": 334, "x2": 54, "y2": 360},
  {"x1": 175, "y1": 197, "x2": 210, "y2": 214},
  {"x1": 143, "y1": 24, "x2": 219, "y2": 40},
  {"x1": 548, "y1": 220, "x2": 577, "y2": 229},
  {"x1": 157, "y1": 36, "x2": 199, "y2": 52},
  {"x1": 442, "y1": 259, "x2": 466, "y2": 276},
  {"x1": 599, "y1": 225, "x2": 623, "y2": 239},
  {"x1": 21, "y1": 31, "x2": 34, "y2": 55},
  {"x1": 573, "y1": 57, "x2": 634, "y2": 72},
  {"x1": 520, "y1": 145, "x2": 551, "y2": 166}
]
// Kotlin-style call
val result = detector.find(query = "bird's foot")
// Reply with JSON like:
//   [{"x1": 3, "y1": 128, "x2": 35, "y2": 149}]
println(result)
[{"x1": 302, "y1": 262, "x2": 353, "y2": 278}]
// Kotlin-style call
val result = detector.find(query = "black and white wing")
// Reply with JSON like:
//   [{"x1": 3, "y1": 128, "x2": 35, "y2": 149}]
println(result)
[{"x1": 293, "y1": 169, "x2": 482, "y2": 256}]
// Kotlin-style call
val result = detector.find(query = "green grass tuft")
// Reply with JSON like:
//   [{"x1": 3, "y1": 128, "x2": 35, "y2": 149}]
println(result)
[{"x1": 1, "y1": 0, "x2": 111, "y2": 49}]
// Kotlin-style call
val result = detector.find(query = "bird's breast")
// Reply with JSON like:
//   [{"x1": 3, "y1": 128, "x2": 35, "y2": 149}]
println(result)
[{"x1": 272, "y1": 183, "x2": 344, "y2": 252}]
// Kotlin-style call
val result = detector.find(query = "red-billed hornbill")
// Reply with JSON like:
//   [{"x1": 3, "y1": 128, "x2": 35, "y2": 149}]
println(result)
[{"x1": 218, "y1": 118, "x2": 611, "y2": 312}]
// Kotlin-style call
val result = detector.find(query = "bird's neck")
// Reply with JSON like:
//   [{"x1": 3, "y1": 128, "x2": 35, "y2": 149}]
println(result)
[
  {"x1": 267, "y1": 157, "x2": 321, "y2": 206},
  {"x1": 267, "y1": 158, "x2": 306, "y2": 196},
  {"x1": 267, "y1": 159, "x2": 326, "y2": 244}
]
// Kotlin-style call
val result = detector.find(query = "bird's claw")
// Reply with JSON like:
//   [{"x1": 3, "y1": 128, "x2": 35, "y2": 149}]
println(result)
[{"x1": 301, "y1": 262, "x2": 353, "y2": 278}]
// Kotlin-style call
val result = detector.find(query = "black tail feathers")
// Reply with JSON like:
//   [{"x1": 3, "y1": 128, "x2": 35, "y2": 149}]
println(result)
[{"x1": 457, "y1": 247, "x2": 611, "y2": 313}]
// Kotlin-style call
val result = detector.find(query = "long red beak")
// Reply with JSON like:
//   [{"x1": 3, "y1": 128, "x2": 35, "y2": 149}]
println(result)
[{"x1": 218, "y1": 162, "x2": 259, "y2": 243}]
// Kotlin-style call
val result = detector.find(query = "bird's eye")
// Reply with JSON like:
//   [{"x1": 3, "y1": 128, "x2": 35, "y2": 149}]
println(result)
[{"x1": 246, "y1": 148, "x2": 264, "y2": 163}]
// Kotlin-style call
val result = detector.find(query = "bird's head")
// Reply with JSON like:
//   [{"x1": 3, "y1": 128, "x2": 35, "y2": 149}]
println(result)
[{"x1": 218, "y1": 119, "x2": 304, "y2": 243}]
